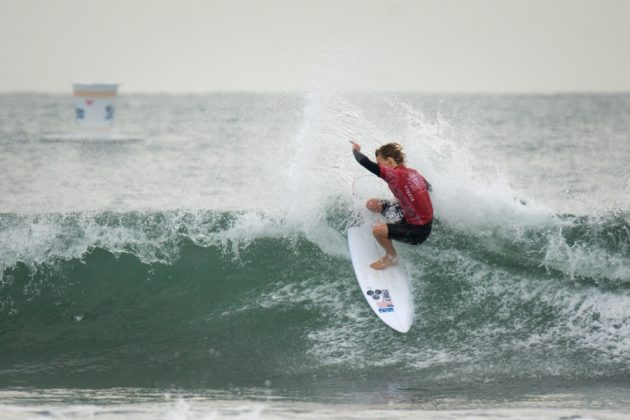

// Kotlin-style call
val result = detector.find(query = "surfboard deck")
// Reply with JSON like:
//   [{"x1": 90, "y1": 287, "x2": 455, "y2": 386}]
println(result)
[{"x1": 348, "y1": 224, "x2": 414, "y2": 333}]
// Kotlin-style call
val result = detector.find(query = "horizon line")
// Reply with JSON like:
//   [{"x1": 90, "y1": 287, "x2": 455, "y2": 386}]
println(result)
[{"x1": 2, "y1": 88, "x2": 630, "y2": 96}]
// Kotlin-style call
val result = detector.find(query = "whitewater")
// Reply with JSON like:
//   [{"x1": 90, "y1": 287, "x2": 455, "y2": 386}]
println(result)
[{"x1": 1, "y1": 91, "x2": 629, "y2": 419}]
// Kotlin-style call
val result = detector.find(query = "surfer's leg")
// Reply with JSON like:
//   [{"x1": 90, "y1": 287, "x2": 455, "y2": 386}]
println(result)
[
  {"x1": 370, "y1": 223, "x2": 399, "y2": 270},
  {"x1": 366, "y1": 198, "x2": 383, "y2": 213},
  {"x1": 388, "y1": 221, "x2": 432, "y2": 245}
]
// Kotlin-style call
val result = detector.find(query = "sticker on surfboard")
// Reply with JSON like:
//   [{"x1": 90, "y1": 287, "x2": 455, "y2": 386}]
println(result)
[{"x1": 366, "y1": 288, "x2": 395, "y2": 313}]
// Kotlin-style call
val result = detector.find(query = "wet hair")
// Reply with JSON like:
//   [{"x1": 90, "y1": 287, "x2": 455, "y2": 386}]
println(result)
[{"x1": 375, "y1": 143, "x2": 405, "y2": 165}]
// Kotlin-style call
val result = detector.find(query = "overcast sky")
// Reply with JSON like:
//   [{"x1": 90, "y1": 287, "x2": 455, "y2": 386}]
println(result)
[{"x1": 1, "y1": 0, "x2": 629, "y2": 93}]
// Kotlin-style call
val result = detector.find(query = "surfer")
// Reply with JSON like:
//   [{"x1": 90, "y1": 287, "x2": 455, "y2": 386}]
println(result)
[{"x1": 351, "y1": 141, "x2": 433, "y2": 270}]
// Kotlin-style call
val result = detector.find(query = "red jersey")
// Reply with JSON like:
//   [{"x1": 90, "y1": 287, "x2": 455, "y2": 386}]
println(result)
[{"x1": 379, "y1": 164, "x2": 433, "y2": 225}]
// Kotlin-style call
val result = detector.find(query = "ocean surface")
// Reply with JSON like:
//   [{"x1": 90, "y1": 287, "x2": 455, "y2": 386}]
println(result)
[{"x1": 1, "y1": 91, "x2": 629, "y2": 419}]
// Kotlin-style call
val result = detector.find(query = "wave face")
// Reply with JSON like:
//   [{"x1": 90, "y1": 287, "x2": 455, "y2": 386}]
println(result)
[{"x1": 1, "y1": 209, "x2": 629, "y2": 388}]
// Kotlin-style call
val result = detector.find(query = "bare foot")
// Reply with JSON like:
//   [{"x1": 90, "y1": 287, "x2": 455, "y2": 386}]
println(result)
[{"x1": 370, "y1": 254, "x2": 399, "y2": 270}]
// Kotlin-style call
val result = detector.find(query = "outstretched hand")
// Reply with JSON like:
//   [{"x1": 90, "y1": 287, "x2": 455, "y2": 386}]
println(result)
[{"x1": 350, "y1": 141, "x2": 361, "y2": 152}]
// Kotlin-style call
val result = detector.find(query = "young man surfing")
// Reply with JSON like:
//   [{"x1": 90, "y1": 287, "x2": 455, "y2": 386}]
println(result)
[{"x1": 351, "y1": 141, "x2": 433, "y2": 270}]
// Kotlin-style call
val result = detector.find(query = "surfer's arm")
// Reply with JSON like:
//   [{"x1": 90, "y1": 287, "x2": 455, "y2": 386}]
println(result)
[
  {"x1": 426, "y1": 179, "x2": 433, "y2": 192},
  {"x1": 352, "y1": 150, "x2": 380, "y2": 177}
]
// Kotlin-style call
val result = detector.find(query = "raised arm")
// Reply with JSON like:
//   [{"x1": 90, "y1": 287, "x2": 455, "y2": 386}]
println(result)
[{"x1": 350, "y1": 141, "x2": 380, "y2": 177}]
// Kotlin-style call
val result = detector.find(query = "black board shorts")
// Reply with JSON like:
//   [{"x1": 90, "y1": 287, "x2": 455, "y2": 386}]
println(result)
[{"x1": 381, "y1": 201, "x2": 432, "y2": 245}]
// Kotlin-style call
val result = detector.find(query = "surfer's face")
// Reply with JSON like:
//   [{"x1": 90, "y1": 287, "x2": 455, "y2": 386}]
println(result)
[{"x1": 376, "y1": 155, "x2": 398, "y2": 168}]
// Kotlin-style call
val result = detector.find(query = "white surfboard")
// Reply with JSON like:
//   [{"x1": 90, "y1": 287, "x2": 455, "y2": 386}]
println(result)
[{"x1": 348, "y1": 223, "x2": 414, "y2": 333}]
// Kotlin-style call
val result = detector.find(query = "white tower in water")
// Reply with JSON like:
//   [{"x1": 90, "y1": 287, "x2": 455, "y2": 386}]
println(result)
[
  {"x1": 73, "y1": 82, "x2": 118, "y2": 132},
  {"x1": 41, "y1": 82, "x2": 140, "y2": 142}
]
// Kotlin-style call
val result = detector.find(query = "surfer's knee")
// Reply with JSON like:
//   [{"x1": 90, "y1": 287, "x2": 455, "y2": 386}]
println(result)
[
  {"x1": 366, "y1": 199, "x2": 382, "y2": 213},
  {"x1": 372, "y1": 223, "x2": 388, "y2": 238}
]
